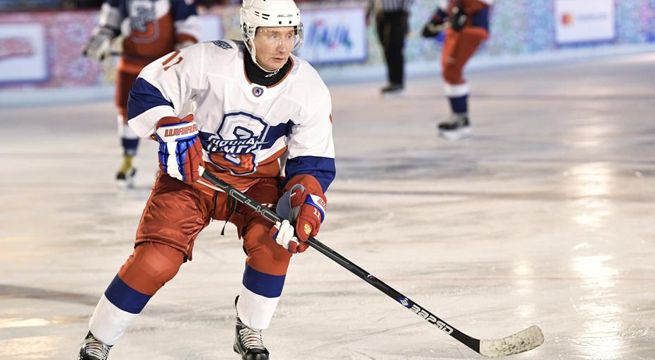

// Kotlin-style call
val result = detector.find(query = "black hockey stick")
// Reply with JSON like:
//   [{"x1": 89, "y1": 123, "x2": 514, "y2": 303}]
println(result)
[{"x1": 200, "y1": 171, "x2": 544, "y2": 357}]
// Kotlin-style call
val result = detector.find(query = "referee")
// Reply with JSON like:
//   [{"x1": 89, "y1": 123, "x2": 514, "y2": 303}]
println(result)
[{"x1": 370, "y1": 0, "x2": 414, "y2": 95}]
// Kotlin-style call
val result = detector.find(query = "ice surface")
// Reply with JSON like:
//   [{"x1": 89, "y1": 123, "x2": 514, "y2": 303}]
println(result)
[{"x1": 1, "y1": 53, "x2": 654, "y2": 359}]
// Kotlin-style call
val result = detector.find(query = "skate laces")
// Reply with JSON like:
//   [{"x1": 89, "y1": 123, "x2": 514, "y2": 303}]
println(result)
[
  {"x1": 238, "y1": 323, "x2": 266, "y2": 350},
  {"x1": 81, "y1": 334, "x2": 112, "y2": 360},
  {"x1": 448, "y1": 114, "x2": 468, "y2": 125}
]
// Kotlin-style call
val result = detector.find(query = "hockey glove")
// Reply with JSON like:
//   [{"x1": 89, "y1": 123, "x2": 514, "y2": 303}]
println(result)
[
  {"x1": 272, "y1": 175, "x2": 327, "y2": 252},
  {"x1": 449, "y1": 4, "x2": 468, "y2": 32},
  {"x1": 155, "y1": 114, "x2": 204, "y2": 184},
  {"x1": 421, "y1": 8, "x2": 448, "y2": 38},
  {"x1": 82, "y1": 27, "x2": 116, "y2": 61},
  {"x1": 271, "y1": 219, "x2": 305, "y2": 253}
]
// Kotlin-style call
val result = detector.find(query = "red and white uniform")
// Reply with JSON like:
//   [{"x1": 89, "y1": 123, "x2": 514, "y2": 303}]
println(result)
[
  {"x1": 440, "y1": 0, "x2": 492, "y2": 94},
  {"x1": 122, "y1": 40, "x2": 335, "y2": 330}
]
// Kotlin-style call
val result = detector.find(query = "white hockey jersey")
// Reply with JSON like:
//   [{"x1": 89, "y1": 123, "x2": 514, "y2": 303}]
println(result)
[{"x1": 127, "y1": 40, "x2": 336, "y2": 192}]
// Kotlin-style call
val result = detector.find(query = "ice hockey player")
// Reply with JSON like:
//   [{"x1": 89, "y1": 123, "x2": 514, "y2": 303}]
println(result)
[
  {"x1": 76, "y1": 0, "x2": 335, "y2": 358},
  {"x1": 83, "y1": 0, "x2": 200, "y2": 187},
  {"x1": 422, "y1": 0, "x2": 492, "y2": 140}
]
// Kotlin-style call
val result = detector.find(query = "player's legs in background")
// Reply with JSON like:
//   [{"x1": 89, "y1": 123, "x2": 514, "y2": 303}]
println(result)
[
  {"x1": 115, "y1": 71, "x2": 140, "y2": 187},
  {"x1": 377, "y1": 10, "x2": 409, "y2": 95},
  {"x1": 375, "y1": 11, "x2": 403, "y2": 95},
  {"x1": 375, "y1": 12, "x2": 391, "y2": 91},
  {"x1": 438, "y1": 27, "x2": 487, "y2": 140},
  {"x1": 234, "y1": 180, "x2": 290, "y2": 360}
]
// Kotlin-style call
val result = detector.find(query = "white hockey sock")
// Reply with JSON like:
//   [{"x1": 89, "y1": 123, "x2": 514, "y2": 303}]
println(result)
[
  {"x1": 236, "y1": 286, "x2": 280, "y2": 330},
  {"x1": 89, "y1": 294, "x2": 139, "y2": 346}
]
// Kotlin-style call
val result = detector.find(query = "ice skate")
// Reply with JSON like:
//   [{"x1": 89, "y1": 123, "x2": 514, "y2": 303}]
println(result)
[
  {"x1": 380, "y1": 83, "x2": 405, "y2": 97},
  {"x1": 115, "y1": 155, "x2": 136, "y2": 188},
  {"x1": 234, "y1": 297, "x2": 269, "y2": 360},
  {"x1": 438, "y1": 113, "x2": 471, "y2": 140},
  {"x1": 78, "y1": 331, "x2": 112, "y2": 360}
]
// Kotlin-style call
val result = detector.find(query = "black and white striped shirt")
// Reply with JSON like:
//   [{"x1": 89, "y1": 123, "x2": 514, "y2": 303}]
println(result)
[{"x1": 373, "y1": 0, "x2": 414, "y2": 12}]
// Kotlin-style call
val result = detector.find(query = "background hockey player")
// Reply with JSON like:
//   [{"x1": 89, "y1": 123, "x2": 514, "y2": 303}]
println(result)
[
  {"x1": 422, "y1": 0, "x2": 492, "y2": 140},
  {"x1": 77, "y1": 0, "x2": 335, "y2": 359},
  {"x1": 82, "y1": 0, "x2": 200, "y2": 187}
]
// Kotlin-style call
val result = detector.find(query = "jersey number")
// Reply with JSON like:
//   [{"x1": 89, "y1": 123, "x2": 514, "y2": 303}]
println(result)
[
  {"x1": 209, "y1": 153, "x2": 256, "y2": 175},
  {"x1": 162, "y1": 50, "x2": 183, "y2": 71}
]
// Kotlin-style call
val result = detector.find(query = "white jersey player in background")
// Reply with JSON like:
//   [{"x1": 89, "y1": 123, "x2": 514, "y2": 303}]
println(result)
[{"x1": 77, "y1": 0, "x2": 335, "y2": 359}]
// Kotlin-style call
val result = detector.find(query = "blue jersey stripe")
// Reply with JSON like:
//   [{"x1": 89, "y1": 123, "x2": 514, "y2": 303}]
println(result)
[
  {"x1": 262, "y1": 121, "x2": 294, "y2": 149},
  {"x1": 104, "y1": 275, "x2": 151, "y2": 315},
  {"x1": 127, "y1": 78, "x2": 174, "y2": 120},
  {"x1": 285, "y1": 156, "x2": 336, "y2": 193},
  {"x1": 242, "y1": 264, "x2": 286, "y2": 298}
]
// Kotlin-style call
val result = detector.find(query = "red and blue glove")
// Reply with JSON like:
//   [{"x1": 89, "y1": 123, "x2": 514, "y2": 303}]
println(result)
[
  {"x1": 154, "y1": 114, "x2": 204, "y2": 184},
  {"x1": 422, "y1": 8, "x2": 448, "y2": 38},
  {"x1": 271, "y1": 175, "x2": 327, "y2": 253},
  {"x1": 449, "y1": 4, "x2": 468, "y2": 32}
]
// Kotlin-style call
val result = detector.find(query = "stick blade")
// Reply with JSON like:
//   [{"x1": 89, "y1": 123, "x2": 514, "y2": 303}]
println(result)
[{"x1": 479, "y1": 325, "x2": 544, "y2": 357}]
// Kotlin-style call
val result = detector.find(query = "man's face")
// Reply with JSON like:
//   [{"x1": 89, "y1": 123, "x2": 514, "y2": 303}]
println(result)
[{"x1": 253, "y1": 26, "x2": 296, "y2": 71}]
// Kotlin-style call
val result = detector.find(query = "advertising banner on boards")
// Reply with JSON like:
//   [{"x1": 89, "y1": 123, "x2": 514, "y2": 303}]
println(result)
[
  {"x1": 554, "y1": 0, "x2": 615, "y2": 45},
  {"x1": 296, "y1": 6, "x2": 367, "y2": 65},
  {"x1": 0, "y1": 23, "x2": 48, "y2": 84}
]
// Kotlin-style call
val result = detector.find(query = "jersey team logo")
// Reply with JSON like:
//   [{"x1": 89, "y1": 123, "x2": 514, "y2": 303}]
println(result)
[
  {"x1": 201, "y1": 112, "x2": 270, "y2": 175},
  {"x1": 252, "y1": 86, "x2": 264, "y2": 97},
  {"x1": 129, "y1": 0, "x2": 158, "y2": 43}
]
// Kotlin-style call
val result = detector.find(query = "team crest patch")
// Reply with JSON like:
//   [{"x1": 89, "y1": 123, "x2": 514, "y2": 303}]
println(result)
[
  {"x1": 212, "y1": 40, "x2": 233, "y2": 49},
  {"x1": 252, "y1": 86, "x2": 264, "y2": 97}
]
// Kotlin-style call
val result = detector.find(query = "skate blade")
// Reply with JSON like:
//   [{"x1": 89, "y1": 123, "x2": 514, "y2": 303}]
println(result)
[
  {"x1": 381, "y1": 91, "x2": 406, "y2": 98},
  {"x1": 439, "y1": 127, "x2": 472, "y2": 140},
  {"x1": 115, "y1": 178, "x2": 135, "y2": 189},
  {"x1": 115, "y1": 169, "x2": 137, "y2": 189}
]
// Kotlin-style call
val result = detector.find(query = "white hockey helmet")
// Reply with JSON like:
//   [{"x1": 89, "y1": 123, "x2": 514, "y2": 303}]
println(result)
[{"x1": 240, "y1": 0, "x2": 303, "y2": 71}]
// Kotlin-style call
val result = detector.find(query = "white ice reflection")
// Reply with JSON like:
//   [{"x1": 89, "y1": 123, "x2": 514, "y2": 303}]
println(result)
[
  {"x1": 0, "y1": 335, "x2": 59, "y2": 360},
  {"x1": 573, "y1": 255, "x2": 618, "y2": 289},
  {"x1": 512, "y1": 260, "x2": 535, "y2": 320},
  {"x1": 0, "y1": 317, "x2": 51, "y2": 329},
  {"x1": 513, "y1": 260, "x2": 534, "y2": 295},
  {"x1": 568, "y1": 123, "x2": 614, "y2": 149},
  {"x1": 565, "y1": 163, "x2": 613, "y2": 229},
  {"x1": 573, "y1": 255, "x2": 623, "y2": 359}
]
